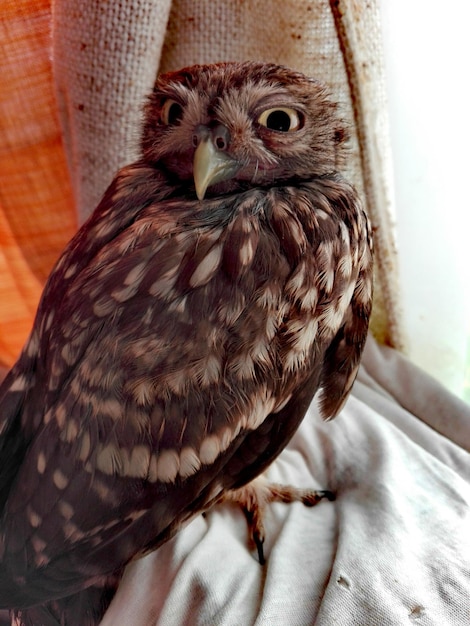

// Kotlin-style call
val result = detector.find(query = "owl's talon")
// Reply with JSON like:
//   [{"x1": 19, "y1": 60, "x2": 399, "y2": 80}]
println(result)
[
  {"x1": 301, "y1": 489, "x2": 336, "y2": 506},
  {"x1": 222, "y1": 476, "x2": 334, "y2": 563},
  {"x1": 254, "y1": 533, "x2": 266, "y2": 566}
]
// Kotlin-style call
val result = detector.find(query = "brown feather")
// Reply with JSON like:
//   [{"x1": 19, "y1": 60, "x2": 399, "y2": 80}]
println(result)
[{"x1": 0, "y1": 61, "x2": 372, "y2": 625}]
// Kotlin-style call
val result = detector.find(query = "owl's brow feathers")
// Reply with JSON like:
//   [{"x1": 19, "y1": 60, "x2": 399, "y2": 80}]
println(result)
[{"x1": 142, "y1": 61, "x2": 344, "y2": 185}]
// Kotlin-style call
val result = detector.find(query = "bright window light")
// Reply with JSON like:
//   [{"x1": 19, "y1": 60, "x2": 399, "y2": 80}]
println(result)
[{"x1": 380, "y1": 1, "x2": 470, "y2": 400}]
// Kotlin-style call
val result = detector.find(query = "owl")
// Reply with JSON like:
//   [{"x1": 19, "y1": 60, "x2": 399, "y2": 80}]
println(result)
[{"x1": 0, "y1": 62, "x2": 372, "y2": 625}]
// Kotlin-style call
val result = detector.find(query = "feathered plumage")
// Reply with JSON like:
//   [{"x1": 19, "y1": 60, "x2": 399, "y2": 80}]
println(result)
[{"x1": 0, "y1": 61, "x2": 373, "y2": 625}]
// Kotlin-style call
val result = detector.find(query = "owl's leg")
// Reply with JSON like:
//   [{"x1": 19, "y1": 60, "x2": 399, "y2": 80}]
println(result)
[{"x1": 222, "y1": 476, "x2": 335, "y2": 564}]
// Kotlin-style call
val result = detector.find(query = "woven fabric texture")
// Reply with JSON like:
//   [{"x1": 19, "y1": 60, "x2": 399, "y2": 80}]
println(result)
[
  {"x1": 0, "y1": 5, "x2": 468, "y2": 626},
  {"x1": 155, "y1": 0, "x2": 402, "y2": 346},
  {"x1": 0, "y1": 1, "x2": 76, "y2": 365},
  {"x1": 0, "y1": 0, "x2": 402, "y2": 367},
  {"x1": 53, "y1": 0, "x2": 172, "y2": 221}
]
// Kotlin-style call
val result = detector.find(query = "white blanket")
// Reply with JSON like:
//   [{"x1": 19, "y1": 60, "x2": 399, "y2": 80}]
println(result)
[{"x1": 101, "y1": 337, "x2": 470, "y2": 625}]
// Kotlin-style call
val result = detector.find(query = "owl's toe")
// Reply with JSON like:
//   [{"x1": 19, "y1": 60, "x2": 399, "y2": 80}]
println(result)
[{"x1": 222, "y1": 476, "x2": 335, "y2": 564}]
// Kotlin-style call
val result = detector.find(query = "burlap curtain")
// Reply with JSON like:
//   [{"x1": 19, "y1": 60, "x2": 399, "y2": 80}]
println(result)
[
  {"x1": 0, "y1": 0, "x2": 402, "y2": 367},
  {"x1": 2, "y1": 7, "x2": 470, "y2": 626}
]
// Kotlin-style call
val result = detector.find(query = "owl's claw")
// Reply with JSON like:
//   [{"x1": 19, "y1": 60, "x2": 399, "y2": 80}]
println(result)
[
  {"x1": 222, "y1": 477, "x2": 335, "y2": 564},
  {"x1": 255, "y1": 535, "x2": 266, "y2": 566},
  {"x1": 302, "y1": 489, "x2": 336, "y2": 505}
]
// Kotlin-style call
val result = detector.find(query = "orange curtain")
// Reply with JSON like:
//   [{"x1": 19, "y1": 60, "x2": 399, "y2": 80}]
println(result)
[{"x1": 0, "y1": 0, "x2": 77, "y2": 367}]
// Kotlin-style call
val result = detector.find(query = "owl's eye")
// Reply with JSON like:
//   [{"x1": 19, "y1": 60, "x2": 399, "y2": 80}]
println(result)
[
  {"x1": 257, "y1": 107, "x2": 302, "y2": 132},
  {"x1": 161, "y1": 99, "x2": 184, "y2": 125}
]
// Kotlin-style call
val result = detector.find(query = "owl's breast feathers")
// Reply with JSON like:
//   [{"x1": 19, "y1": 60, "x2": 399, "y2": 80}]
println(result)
[{"x1": 0, "y1": 164, "x2": 372, "y2": 608}]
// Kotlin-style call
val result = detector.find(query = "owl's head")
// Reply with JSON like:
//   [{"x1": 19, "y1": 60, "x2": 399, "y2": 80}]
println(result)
[{"x1": 142, "y1": 61, "x2": 347, "y2": 199}]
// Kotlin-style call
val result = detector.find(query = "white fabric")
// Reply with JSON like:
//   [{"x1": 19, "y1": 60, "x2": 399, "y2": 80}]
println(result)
[{"x1": 100, "y1": 337, "x2": 470, "y2": 625}]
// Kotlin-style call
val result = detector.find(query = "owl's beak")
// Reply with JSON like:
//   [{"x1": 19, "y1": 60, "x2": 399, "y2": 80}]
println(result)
[{"x1": 193, "y1": 130, "x2": 241, "y2": 200}]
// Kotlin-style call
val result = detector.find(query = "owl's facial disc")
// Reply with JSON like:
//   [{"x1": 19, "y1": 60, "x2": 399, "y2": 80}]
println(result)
[{"x1": 192, "y1": 125, "x2": 242, "y2": 200}]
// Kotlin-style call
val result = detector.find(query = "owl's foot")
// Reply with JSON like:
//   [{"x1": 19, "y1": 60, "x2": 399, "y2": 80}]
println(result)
[{"x1": 223, "y1": 476, "x2": 335, "y2": 564}]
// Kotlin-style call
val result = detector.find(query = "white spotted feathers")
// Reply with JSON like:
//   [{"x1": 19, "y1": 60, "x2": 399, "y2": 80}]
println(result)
[{"x1": 0, "y1": 62, "x2": 372, "y2": 624}]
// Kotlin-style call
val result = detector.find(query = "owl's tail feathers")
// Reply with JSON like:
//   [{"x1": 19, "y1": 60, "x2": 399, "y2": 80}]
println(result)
[
  {"x1": 319, "y1": 360, "x2": 360, "y2": 419},
  {"x1": 319, "y1": 289, "x2": 371, "y2": 420},
  {"x1": 0, "y1": 568, "x2": 46, "y2": 610},
  {"x1": 10, "y1": 604, "x2": 60, "y2": 626},
  {"x1": 0, "y1": 610, "x2": 10, "y2": 626},
  {"x1": 0, "y1": 575, "x2": 118, "y2": 626}
]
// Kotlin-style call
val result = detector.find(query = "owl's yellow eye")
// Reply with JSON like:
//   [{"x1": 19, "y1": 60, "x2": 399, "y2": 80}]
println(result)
[
  {"x1": 161, "y1": 99, "x2": 184, "y2": 125},
  {"x1": 257, "y1": 107, "x2": 302, "y2": 132}
]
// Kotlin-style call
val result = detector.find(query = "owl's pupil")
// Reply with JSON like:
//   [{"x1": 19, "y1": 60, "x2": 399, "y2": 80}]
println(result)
[
  {"x1": 167, "y1": 102, "x2": 183, "y2": 125},
  {"x1": 265, "y1": 110, "x2": 292, "y2": 132}
]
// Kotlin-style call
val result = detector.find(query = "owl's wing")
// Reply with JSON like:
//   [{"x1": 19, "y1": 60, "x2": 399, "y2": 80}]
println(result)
[
  {"x1": 1, "y1": 165, "x2": 171, "y2": 418},
  {"x1": 0, "y1": 368, "x2": 32, "y2": 513},
  {"x1": 0, "y1": 162, "x2": 169, "y2": 441},
  {"x1": 318, "y1": 212, "x2": 373, "y2": 418},
  {"x1": 0, "y1": 182, "x2": 291, "y2": 608},
  {"x1": 0, "y1": 175, "x2": 372, "y2": 610},
  {"x1": 0, "y1": 164, "x2": 178, "y2": 604}
]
